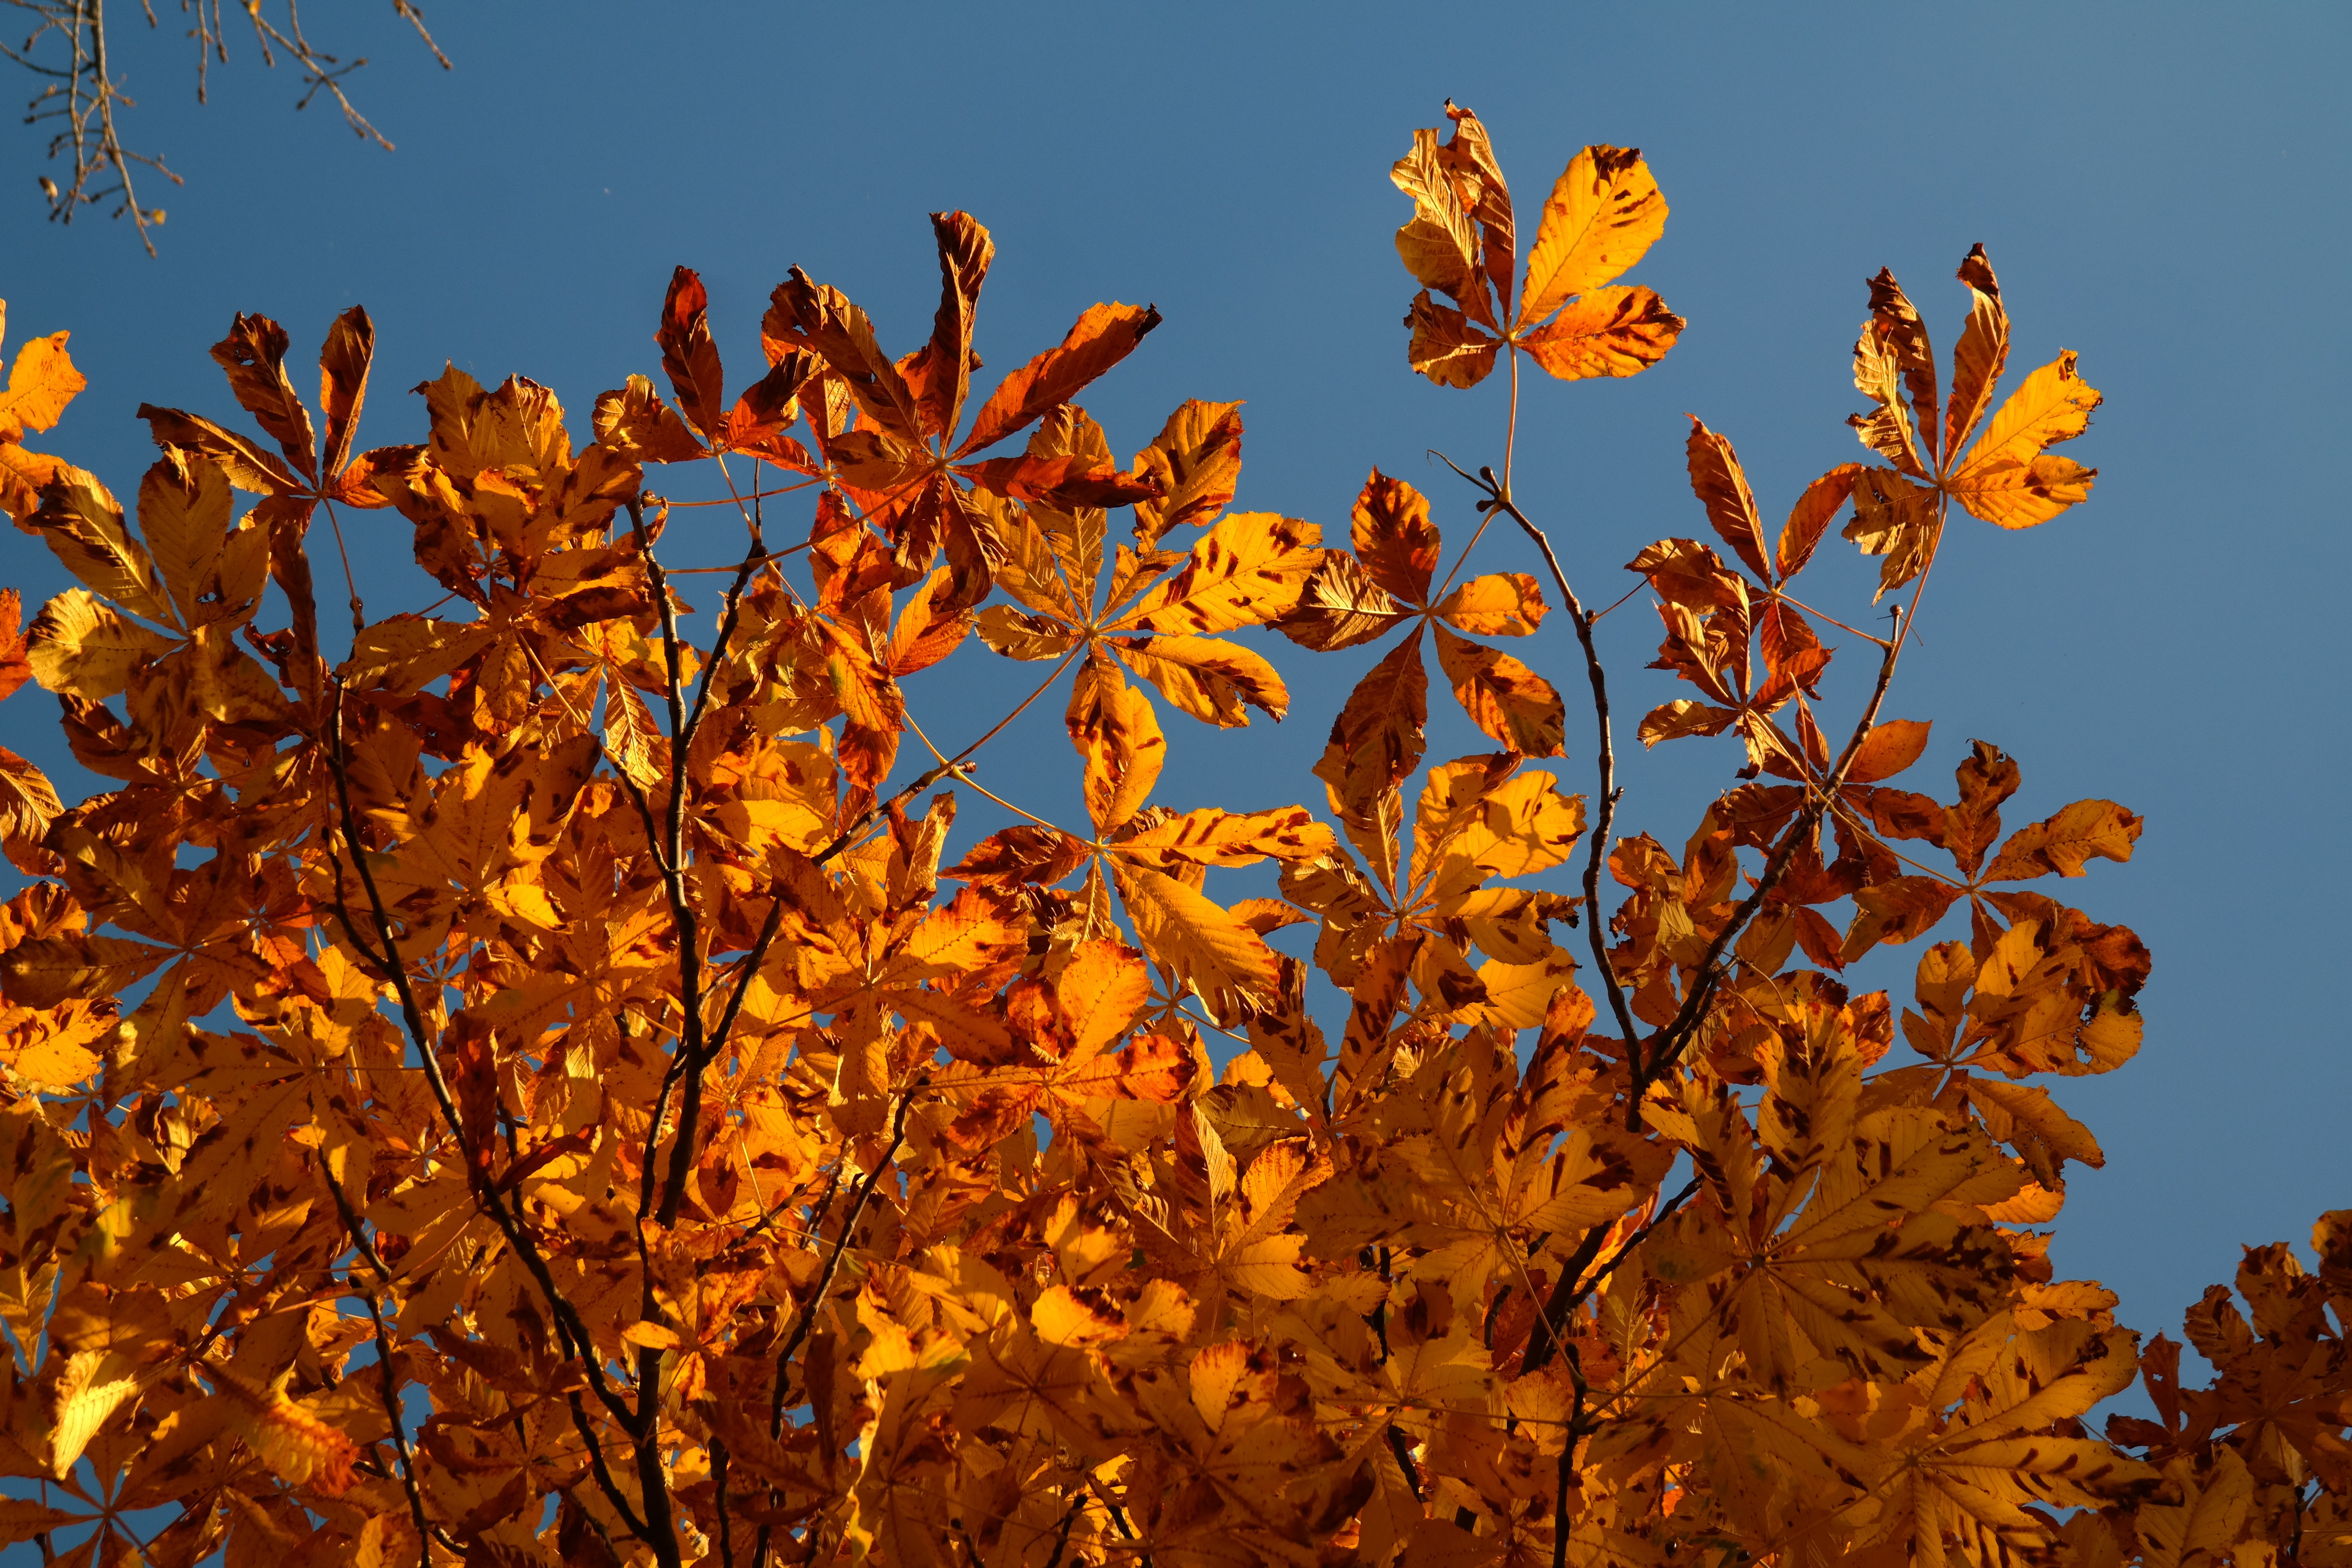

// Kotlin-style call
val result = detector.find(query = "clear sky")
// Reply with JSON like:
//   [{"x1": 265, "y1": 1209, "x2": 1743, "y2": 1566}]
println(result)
[{"x1": 4, "y1": 1, "x2": 2345, "y2": 1363}]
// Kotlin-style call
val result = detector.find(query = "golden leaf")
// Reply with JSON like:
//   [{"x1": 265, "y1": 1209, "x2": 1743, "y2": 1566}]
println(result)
[
  {"x1": 1518, "y1": 285, "x2": 1684, "y2": 381},
  {"x1": 1945, "y1": 351, "x2": 2103, "y2": 529},
  {"x1": 1518, "y1": 145, "x2": 1667, "y2": 329}
]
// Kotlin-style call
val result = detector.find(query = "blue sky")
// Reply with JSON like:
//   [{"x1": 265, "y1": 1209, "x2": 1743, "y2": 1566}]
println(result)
[{"x1": 4, "y1": 0, "x2": 2345, "y2": 1357}]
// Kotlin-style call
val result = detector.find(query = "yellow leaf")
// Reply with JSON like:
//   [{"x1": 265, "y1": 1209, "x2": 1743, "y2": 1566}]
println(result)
[
  {"x1": 1432, "y1": 573, "x2": 1546, "y2": 637},
  {"x1": 621, "y1": 1320, "x2": 681, "y2": 1350},
  {"x1": 1946, "y1": 351, "x2": 2102, "y2": 528},
  {"x1": 1390, "y1": 127, "x2": 1485, "y2": 314},
  {"x1": 1277, "y1": 550, "x2": 1409, "y2": 652},
  {"x1": 1432, "y1": 624, "x2": 1565, "y2": 757},
  {"x1": 1117, "y1": 805, "x2": 1334, "y2": 870},
  {"x1": 213, "y1": 1364, "x2": 361, "y2": 1496},
  {"x1": 1517, "y1": 145, "x2": 1668, "y2": 329},
  {"x1": 974, "y1": 603, "x2": 1081, "y2": 662},
  {"x1": 24, "y1": 588, "x2": 175, "y2": 701},
  {"x1": 0, "y1": 328, "x2": 83, "y2": 436},
  {"x1": 1638, "y1": 698, "x2": 1736, "y2": 747},
  {"x1": 139, "y1": 457, "x2": 265, "y2": 632},
  {"x1": 25, "y1": 464, "x2": 176, "y2": 627},
  {"x1": 1112, "y1": 859, "x2": 1280, "y2": 1021},
  {"x1": 1066, "y1": 652, "x2": 1164, "y2": 835},
  {"x1": 1113, "y1": 511, "x2": 1320, "y2": 636},
  {"x1": 1132, "y1": 399, "x2": 1244, "y2": 548},
  {"x1": 50, "y1": 1349, "x2": 139, "y2": 1479},
  {"x1": 1110, "y1": 633, "x2": 1288, "y2": 726},
  {"x1": 0, "y1": 746, "x2": 61, "y2": 846},
  {"x1": 1410, "y1": 759, "x2": 1586, "y2": 906},
  {"x1": 1473, "y1": 948, "x2": 1577, "y2": 1029}
]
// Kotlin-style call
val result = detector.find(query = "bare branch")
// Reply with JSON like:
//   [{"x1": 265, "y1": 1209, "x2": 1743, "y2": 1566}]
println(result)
[{"x1": 3, "y1": 0, "x2": 449, "y2": 246}]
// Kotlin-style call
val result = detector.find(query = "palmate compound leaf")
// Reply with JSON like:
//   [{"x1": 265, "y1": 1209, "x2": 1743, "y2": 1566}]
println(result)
[
  {"x1": 982, "y1": 479, "x2": 1318, "y2": 735},
  {"x1": 1280, "y1": 755, "x2": 1584, "y2": 1032},
  {"x1": 1844, "y1": 247, "x2": 2102, "y2": 558},
  {"x1": 1052, "y1": 646, "x2": 1334, "y2": 1022},
  {"x1": 758, "y1": 214, "x2": 1162, "y2": 600},
  {"x1": 1645, "y1": 1050, "x2": 2024, "y2": 1395},
  {"x1": 1392, "y1": 113, "x2": 1684, "y2": 387},
  {"x1": 1280, "y1": 472, "x2": 1565, "y2": 848},
  {"x1": 1387, "y1": 1055, "x2": 1672, "y2": 1303},
  {"x1": 1671, "y1": 1314, "x2": 2157, "y2": 1566}
]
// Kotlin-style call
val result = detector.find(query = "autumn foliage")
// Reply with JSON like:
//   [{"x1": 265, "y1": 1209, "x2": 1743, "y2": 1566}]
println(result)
[{"x1": 0, "y1": 104, "x2": 2346, "y2": 1568}]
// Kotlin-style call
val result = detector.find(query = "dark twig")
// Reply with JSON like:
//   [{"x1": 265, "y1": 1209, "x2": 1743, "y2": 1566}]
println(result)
[
  {"x1": 752, "y1": 1086, "x2": 921, "y2": 1568},
  {"x1": 1625, "y1": 610, "x2": 1905, "y2": 1120},
  {"x1": 5, "y1": 0, "x2": 448, "y2": 247},
  {"x1": 1431, "y1": 457, "x2": 1643, "y2": 1060},
  {"x1": 323, "y1": 689, "x2": 655, "y2": 1552},
  {"x1": 319, "y1": 1165, "x2": 432, "y2": 1568},
  {"x1": 1523, "y1": 1179, "x2": 1701, "y2": 1377}
]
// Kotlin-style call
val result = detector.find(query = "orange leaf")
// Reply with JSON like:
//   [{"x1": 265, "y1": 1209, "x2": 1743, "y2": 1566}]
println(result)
[
  {"x1": 1517, "y1": 144, "x2": 1666, "y2": 329},
  {"x1": 956, "y1": 302, "x2": 1161, "y2": 457},
  {"x1": 1775, "y1": 463, "x2": 1863, "y2": 579},
  {"x1": 1111, "y1": 633, "x2": 1289, "y2": 727},
  {"x1": 1945, "y1": 352, "x2": 2102, "y2": 529},
  {"x1": 1313, "y1": 629, "x2": 1428, "y2": 818},
  {"x1": 944, "y1": 826, "x2": 1091, "y2": 888},
  {"x1": 1945, "y1": 244, "x2": 2011, "y2": 461},
  {"x1": 1684, "y1": 418, "x2": 1771, "y2": 581},
  {"x1": 317, "y1": 304, "x2": 373, "y2": 477},
  {"x1": 1982, "y1": 799, "x2": 2142, "y2": 882},
  {"x1": 906, "y1": 210, "x2": 994, "y2": 443},
  {"x1": 1517, "y1": 285, "x2": 1683, "y2": 381},
  {"x1": 0, "y1": 326, "x2": 84, "y2": 437},
  {"x1": 1638, "y1": 699, "x2": 1735, "y2": 748},
  {"x1": 1433, "y1": 625, "x2": 1565, "y2": 757},
  {"x1": 1404, "y1": 291, "x2": 1499, "y2": 389},
  {"x1": 594, "y1": 374, "x2": 704, "y2": 464},
  {"x1": 1390, "y1": 125, "x2": 1488, "y2": 320},
  {"x1": 1845, "y1": 719, "x2": 1932, "y2": 784},
  {"x1": 1433, "y1": 573, "x2": 1546, "y2": 637},
  {"x1": 723, "y1": 348, "x2": 821, "y2": 456},
  {"x1": 1132, "y1": 399, "x2": 1243, "y2": 548},
  {"x1": 0, "y1": 588, "x2": 29, "y2": 703},
  {"x1": 1066, "y1": 652, "x2": 1164, "y2": 835},
  {"x1": 1275, "y1": 551, "x2": 1407, "y2": 652},
  {"x1": 657, "y1": 266, "x2": 729, "y2": 439},
  {"x1": 763, "y1": 267, "x2": 925, "y2": 444},
  {"x1": 1843, "y1": 466, "x2": 1941, "y2": 601},
  {"x1": 1841, "y1": 876, "x2": 1963, "y2": 962},
  {"x1": 210, "y1": 312, "x2": 319, "y2": 483},
  {"x1": 1353, "y1": 469, "x2": 1440, "y2": 605},
  {"x1": 1865, "y1": 269, "x2": 1942, "y2": 471}
]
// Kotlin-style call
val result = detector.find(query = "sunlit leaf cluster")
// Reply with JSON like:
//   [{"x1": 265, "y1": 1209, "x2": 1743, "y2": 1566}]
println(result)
[{"x1": 0, "y1": 107, "x2": 2340, "y2": 1568}]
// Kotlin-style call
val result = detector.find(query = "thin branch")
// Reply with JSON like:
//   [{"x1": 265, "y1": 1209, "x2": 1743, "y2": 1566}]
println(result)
[
  {"x1": 1627, "y1": 607, "x2": 1906, "y2": 1118},
  {"x1": 323, "y1": 690, "x2": 640, "y2": 1438},
  {"x1": 753, "y1": 1086, "x2": 920, "y2": 1568},
  {"x1": 319, "y1": 1164, "x2": 432, "y2": 1568},
  {"x1": 1436, "y1": 463, "x2": 1644, "y2": 1064},
  {"x1": 6, "y1": 0, "x2": 447, "y2": 246}
]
